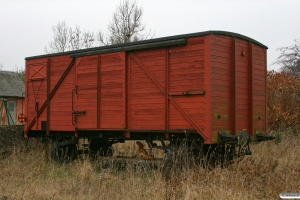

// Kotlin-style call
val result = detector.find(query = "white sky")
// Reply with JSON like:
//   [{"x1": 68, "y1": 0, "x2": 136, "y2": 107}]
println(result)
[{"x1": 0, "y1": 0, "x2": 299, "y2": 71}]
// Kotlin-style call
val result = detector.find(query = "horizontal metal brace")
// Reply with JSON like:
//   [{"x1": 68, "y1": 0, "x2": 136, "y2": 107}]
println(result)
[
  {"x1": 169, "y1": 90, "x2": 205, "y2": 96},
  {"x1": 73, "y1": 110, "x2": 86, "y2": 115},
  {"x1": 70, "y1": 39, "x2": 187, "y2": 58},
  {"x1": 29, "y1": 78, "x2": 46, "y2": 81}
]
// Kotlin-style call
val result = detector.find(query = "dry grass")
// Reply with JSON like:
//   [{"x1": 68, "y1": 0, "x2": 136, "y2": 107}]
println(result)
[{"x1": 0, "y1": 134, "x2": 299, "y2": 200}]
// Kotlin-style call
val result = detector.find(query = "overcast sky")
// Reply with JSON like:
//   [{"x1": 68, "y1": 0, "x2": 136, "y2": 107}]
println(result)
[{"x1": 1, "y1": 0, "x2": 299, "y2": 71}]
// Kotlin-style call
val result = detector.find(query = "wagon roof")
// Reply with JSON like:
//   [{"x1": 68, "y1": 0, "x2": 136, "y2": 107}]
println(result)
[{"x1": 25, "y1": 30, "x2": 268, "y2": 60}]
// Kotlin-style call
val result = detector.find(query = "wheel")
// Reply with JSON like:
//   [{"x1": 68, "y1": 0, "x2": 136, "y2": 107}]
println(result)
[
  {"x1": 50, "y1": 144, "x2": 77, "y2": 163},
  {"x1": 161, "y1": 150, "x2": 173, "y2": 181},
  {"x1": 204, "y1": 144, "x2": 224, "y2": 170},
  {"x1": 99, "y1": 146, "x2": 114, "y2": 157},
  {"x1": 100, "y1": 157, "x2": 113, "y2": 170},
  {"x1": 135, "y1": 160, "x2": 151, "y2": 174},
  {"x1": 90, "y1": 146, "x2": 114, "y2": 159},
  {"x1": 89, "y1": 138, "x2": 114, "y2": 158}
]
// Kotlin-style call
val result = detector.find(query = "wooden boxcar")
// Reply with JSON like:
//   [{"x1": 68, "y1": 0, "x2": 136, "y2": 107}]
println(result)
[{"x1": 24, "y1": 31, "x2": 273, "y2": 160}]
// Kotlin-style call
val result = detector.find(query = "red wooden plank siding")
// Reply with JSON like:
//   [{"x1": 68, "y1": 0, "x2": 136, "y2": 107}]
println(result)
[
  {"x1": 211, "y1": 35, "x2": 232, "y2": 135},
  {"x1": 168, "y1": 36, "x2": 207, "y2": 134},
  {"x1": 253, "y1": 45, "x2": 266, "y2": 134},
  {"x1": 99, "y1": 52, "x2": 125, "y2": 129},
  {"x1": 24, "y1": 32, "x2": 267, "y2": 143},
  {"x1": 49, "y1": 55, "x2": 74, "y2": 131},
  {"x1": 46, "y1": 58, "x2": 50, "y2": 135},
  {"x1": 264, "y1": 49, "x2": 268, "y2": 135},
  {"x1": 248, "y1": 42, "x2": 254, "y2": 137},
  {"x1": 235, "y1": 39, "x2": 249, "y2": 133},
  {"x1": 76, "y1": 56, "x2": 98, "y2": 128},
  {"x1": 26, "y1": 58, "x2": 47, "y2": 130},
  {"x1": 211, "y1": 35, "x2": 267, "y2": 138},
  {"x1": 128, "y1": 49, "x2": 166, "y2": 129},
  {"x1": 203, "y1": 35, "x2": 212, "y2": 143},
  {"x1": 165, "y1": 48, "x2": 169, "y2": 131}
]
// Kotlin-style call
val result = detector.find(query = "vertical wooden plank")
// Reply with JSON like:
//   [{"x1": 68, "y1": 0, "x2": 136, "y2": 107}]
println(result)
[
  {"x1": 46, "y1": 58, "x2": 50, "y2": 135},
  {"x1": 74, "y1": 58, "x2": 80, "y2": 120},
  {"x1": 25, "y1": 61, "x2": 28, "y2": 136},
  {"x1": 264, "y1": 49, "x2": 267, "y2": 134},
  {"x1": 36, "y1": 85, "x2": 38, "y2": 130},
  {"x1": 248, "y1": 42, "x2": 254, "y2": 136},
  {"x1": 97, "y1": 55, "x2": 101, "y2": 129},
  {"x1": 124, "y1": 52, "x2": 128, "y2": 129},
  {"x1": 126, "y1": 54, "x2": 131, "y2": 129},
  {"x1": 204, "y1": 35, "x2": 212, "y2": 144},
  {"x1": 231, "y1": 37, "x2": 237, "y2": 135},
  {"x1": 75, "y1": 59, "x2": 78, "y2": 112},
  {"x1": 165, "y1": 48, "x2": 169, "y2": 130}
]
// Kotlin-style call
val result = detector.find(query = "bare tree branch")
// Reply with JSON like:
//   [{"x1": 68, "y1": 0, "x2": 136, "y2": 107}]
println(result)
[
  {"x1": 44, "y1": 21, "x2": 70, "y2": 53},
  {"x1": 82, "y1": 31, "x2": 95, "y2": 49},
  {"x1": 45, "y1": 21, "x2": 96, "y2": 53},
  {"x1": 274, "y1": 38, "x2": 300, "y2": 76},
  {"x1": 45, "y1": 1, "x2": 155, "y2": 51},
  {"x1": 98, "y1": 0, "x2": 155, "y2": 45},
  {"x1": 13, "y1": 65, "x2": 25, "y2": 82},
  {"x1": 69, "y1": 25, "x2": 83, "y2": 51},
  {"x1": 0, "y1": 62, "x2": 4, "y2": 70}
]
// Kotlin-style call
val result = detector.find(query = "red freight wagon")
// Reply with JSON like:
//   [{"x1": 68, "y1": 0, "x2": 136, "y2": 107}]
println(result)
[{"x1": 24, "y1": 31, "x2": 274, "y2": 161}]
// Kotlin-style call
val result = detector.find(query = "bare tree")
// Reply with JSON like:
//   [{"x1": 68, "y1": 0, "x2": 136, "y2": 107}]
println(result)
[
  {"x1": 274, "y1": 38, "x2": 300, "y2": 76},
  {"x1": 82, "y1": 31, "x2": 95, "y2": 49},
  {"x1": 13, "y1": 65, "x2": 25, "y2": 82},
  {"x1": 98, "y1": 0, "x2": 154, "y2": 45},
  {"x1": 45, "y1": 21, "x2": 70, "y2": 53},
  {"x1": 69, "y1": 26, "x2": 95, "y2": 50},
  {"x1": 45, "y1": 22, "x2": 96, "y2": 53},
  {"x1": 68, "y1": 25, "x2": 82, "y2": 51},
  {"x1": 0, "y1": 62, "x2": 4, "y2": 70},
  {"x1": 45, "y1": 1, "x2": 154, "y2": 52}
]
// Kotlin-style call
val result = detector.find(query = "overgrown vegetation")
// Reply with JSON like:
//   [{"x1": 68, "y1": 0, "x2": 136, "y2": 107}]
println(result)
[
  {"x1": 0, "y1": 135, "x2": 299, "y2": 200},
  {"x1": 267, "y1": 70, "x2": 300, "y2": 133}
]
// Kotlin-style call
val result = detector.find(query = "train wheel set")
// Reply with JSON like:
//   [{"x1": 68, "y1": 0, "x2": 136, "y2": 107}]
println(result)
[{"x1": 24, "y1": 129, "x2": 264, "y2": 173}]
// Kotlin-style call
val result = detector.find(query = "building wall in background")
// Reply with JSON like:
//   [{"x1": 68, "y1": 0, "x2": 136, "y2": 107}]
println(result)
[{"x1": 0, "y1": 97, "x2": 24, "y2": 125}]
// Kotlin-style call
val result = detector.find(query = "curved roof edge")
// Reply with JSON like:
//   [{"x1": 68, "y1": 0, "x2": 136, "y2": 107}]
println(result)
[
  {"x1": 208, "y1": 30, "x2": 268, "y2": 49},
  {"x1": 25, "y1": 30, "x2": 268, "y2": 60}
]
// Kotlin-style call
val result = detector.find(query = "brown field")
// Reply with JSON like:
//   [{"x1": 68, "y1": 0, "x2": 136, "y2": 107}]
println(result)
[{"x1": 0, "y1": 133, "x2": 299, "y2": 200}]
